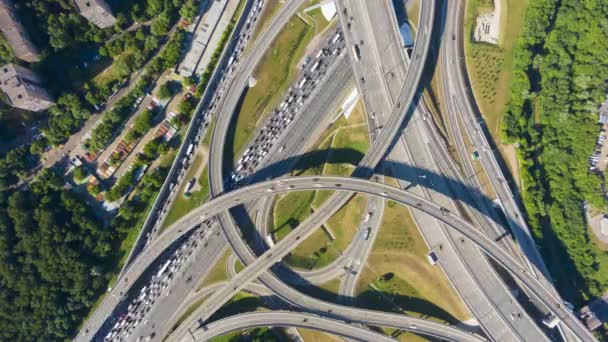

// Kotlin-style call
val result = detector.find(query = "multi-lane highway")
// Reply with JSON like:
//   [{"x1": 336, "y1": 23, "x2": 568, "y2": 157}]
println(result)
[
  {"x1": 190, "y1": 311, "x2": 398, "y2": 342},
  {"x1": 72, "y1": 1, "x2": 599, "y2": 341},
  {"x1": 104, "y1": 174, "x2": 586, "y2": 341},
  {"x1": 340, "y1": 0, "x2": 548, "y2": 340},
  {"x1": 204, "y1": 0, "x2": 434, "y2": 331}
]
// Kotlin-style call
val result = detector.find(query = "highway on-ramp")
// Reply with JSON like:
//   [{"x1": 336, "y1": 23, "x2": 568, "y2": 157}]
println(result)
[{"x1": 190, "y1": 311, "x2": 398, "y2": 342}]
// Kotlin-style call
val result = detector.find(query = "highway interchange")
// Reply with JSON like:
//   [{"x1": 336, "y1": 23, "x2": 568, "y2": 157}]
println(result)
[{"x1": 75, "y1": 0, "x2": 598, "y2": 341}]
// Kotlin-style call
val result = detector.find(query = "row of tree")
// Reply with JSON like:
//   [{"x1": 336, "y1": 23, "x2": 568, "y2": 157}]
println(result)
[
  {"x1": 84, "y1": 29, "x2": 185, "y2": 154},
  {"x1": 502, "y1": 0, "x2": 608, "y2": 303}
]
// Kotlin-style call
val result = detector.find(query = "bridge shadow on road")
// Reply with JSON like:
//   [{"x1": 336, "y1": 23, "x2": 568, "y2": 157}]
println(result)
[{"x1": 222, "y1": 145, "x2": 587, "y2": 303}]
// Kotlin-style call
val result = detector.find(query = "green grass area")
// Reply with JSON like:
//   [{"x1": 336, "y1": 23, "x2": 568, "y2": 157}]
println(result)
[
  {"x1": 355, "y1": 178, "x2": 470, "y2": 324},
  {"x1": 159, "y1": 121, "x2": 214, "y2": 231},
  {"x1": 464, "y1": 0, "x2": 529, "y2": 137},
  {"x1": 209, "y1": 327, "x2": 288, "y2": 342},
  {"x1": 301, "y1": 1, "x2": 331, "y2": 34},
  {"x1": 207, "y1": 292, "x2": 265, "y2": 323},
  {"x1": 272, "y1": 190, "x2": 315, "y2": 241},
  {"x1": 161, "y1": 155, "x2": 210, "y2": 230},
  {"x1": 234, "y1": 259, "x2": 245, "y2": 274},
  {"x1": 230, "y1": 13, "x2": 315, "y2": 161},
  {"x1": 272, "y1": 100, "x2": 370, "y2": 269},
  {"x1": 198, "y1": 248, "x2": 231, "y2": 290},
  {"x1": 284, "y1": 195, "x2": 367, "y2": 270},
  {"x1": 324, "y1": 123, "x2": 369, "y2": 176},
  {"x1": 298, "y1": 328, "x2": 343, "y2": 342}
]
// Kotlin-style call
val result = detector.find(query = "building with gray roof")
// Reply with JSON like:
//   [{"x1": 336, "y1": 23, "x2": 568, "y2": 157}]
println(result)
[
  {"x1": 0, "y1": 0, "x2": 40, "y2": 63},
  {"x1": 72, "y1": 0, "x2": 116, "y2": 29},
  {"x1": 0, "y1": 63, "x2": 54, "y2": 112}
]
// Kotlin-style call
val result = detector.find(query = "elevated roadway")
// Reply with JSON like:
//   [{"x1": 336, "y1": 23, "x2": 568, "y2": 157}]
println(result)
[
  {"x1": 339, "y1": 0, "x2": 548, "y2": 340},
  {"x1": 441, "y1": 0, "x2": 583, "y2": 340},
  {"x1": 204, "y1": 0, "x2": 435, "y2": 331},
  {"x1": 190, "y1": 311, "x2": 398, "y2": 342},
  {"x1": 152, "y1": 176, "x2": 581, "y2": 341}
]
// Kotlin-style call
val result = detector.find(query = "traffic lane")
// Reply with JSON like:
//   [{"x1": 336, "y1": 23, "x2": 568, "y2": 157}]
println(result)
[
  {"x1": 207, "y1": 0, "x2": 309, "y2": 196},
  {"x1": 131, "y1": 232, "x2": 227, "y2": 342},
  {"x1": 164, "y1": 175, "x2": 571, "y2": 342},
  {"x1": 164, "y1": 178, "x2": 488, "y2": 342},
  {"x1": 191, "y1": 311, "x2": 398, "y2": 342},
  {"x1": 339, "y1": 192, "x2": 385, "y2": 300},
  {"x1": 361, "y1": 0, "x2": 408, "y2": 100},
  {"x1": 443, "y1": 0, "x2": 549, "y2": 281},
  {"x1": 356, "y1": 0, "x2": 540, "y2": 337}
]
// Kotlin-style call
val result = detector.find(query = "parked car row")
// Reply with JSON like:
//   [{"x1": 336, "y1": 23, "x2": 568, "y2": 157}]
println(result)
[
  {"x1": 230, "y1": 30, "x2": 345, "y2": 183},
  {"x1": 589, "y1": 131, "x2": 606, "y2": 170}
]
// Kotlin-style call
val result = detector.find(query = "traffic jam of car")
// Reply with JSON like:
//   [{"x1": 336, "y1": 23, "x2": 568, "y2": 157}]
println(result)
[
  {"x1": 229, "y1": 30, "x2": 345, "y2": 184},
  {"x1": 141, "y1": 0, "x2": 267, "y2": 248},
  {"x1": 103, "y1": 221, "x2": 215, "y2": 342}
]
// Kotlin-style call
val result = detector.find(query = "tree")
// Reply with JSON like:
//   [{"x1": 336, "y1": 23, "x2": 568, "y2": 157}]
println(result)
[
  {"x1": 179, "y1": 0, "x2": 198, "y2": 20},
  {"x1": 0, "y1": 168, "x2": 112, "y2": 341},
  {"x1": 147, "y1": 0, "x2": 164, "y2": 16},
  {"x1": 88, "y1": 183, "x2": 101, "y2": 195},
  {"x1": 114, "y1": 53, "x2": 135, "y2": 78},
  {"x1": 73, "y1": 166, "x2": 86, "y2": 181},
  {"x1": 157, "y1": 83, "x2": 172, "y2": 99},
  {"x1": 133, "y1": 110, "x2": 154, "y2": 135},
  {"x1": 178, "y1": 97, "x2": 194, "y2": 114},
  {"x1": 150, "y1": 12, "x2": 171, "y2": 36},
  {"x1": 183, "y1": 75, "x2": 195, "y2": 86},
  {"x1": 29, "y1": 138, "x2": 48, "y2": 155}
]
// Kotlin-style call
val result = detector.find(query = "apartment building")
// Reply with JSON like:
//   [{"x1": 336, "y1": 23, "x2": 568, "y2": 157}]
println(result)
[
  {"x1": 0, "y1": 0, "x2": 40, "y2": 62},
  {"x1": 0, "y1": 63, "x2": 54, "y2": 111},
  {"x1": 72, "y1": 0, "x2": 116, "y2": 29}
]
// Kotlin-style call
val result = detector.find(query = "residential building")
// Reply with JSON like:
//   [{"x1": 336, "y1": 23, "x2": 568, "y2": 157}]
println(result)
[
  {"x1": 72, "y1": 0, "x2": 116, "y2": 29},
  {"x1": 0, "y1": 63, "x2": 54, "y2": 112},
  {"x1": 0, "y1": 0, "x2": 40, "y2": 62}
]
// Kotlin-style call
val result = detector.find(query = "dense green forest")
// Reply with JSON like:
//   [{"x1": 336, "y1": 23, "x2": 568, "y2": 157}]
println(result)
[
  {"x1": 502, "y1": 0, "x2": 608, "y2": 303},
  {"x1": 0, "y1": 169, "x2": 113, "y2": 341},
  {"x1": 0, "y1": 163, "x2": 168, "y2": 339}
]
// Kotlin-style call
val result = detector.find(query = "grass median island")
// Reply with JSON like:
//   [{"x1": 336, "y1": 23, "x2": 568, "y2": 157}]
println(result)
[
  {"x1": 209, "y1": 327, "x2": 289, "y2": 342},
  {"x1": 297, "y1": 329, "x2": 343, "y2": 342},
  {"x1": 161, "y1": 117, "x2": 217, "y2": 230},
  {"x1": 230, "y1": 15, "x2": 314, "y2": 160},
  {"x1": 355, "y1": 178, "x2": 470, "y2": 325},
  {"x1": 464, "y1": 0, "x2": 528, "y2": 136},
  {"x1": 273, "y1": 100, "x2": 371, "y2": 268},
  {"x1": 295, "y1": 278, "x2": 342, "y2": 303},
  {"x1": 283, "y1": 194, "x2": 367, "y2": 270},
  {"x1": 198, "y1": 248, "x2": 232, "y2": 290}
]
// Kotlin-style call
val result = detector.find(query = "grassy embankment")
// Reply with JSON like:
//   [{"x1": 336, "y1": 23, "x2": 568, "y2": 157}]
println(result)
[
  {"x1": 464, "y1": 0, "x2": 528, "y2": 137},
  {"x1": 198, "y1": 248, "x2": 232, "y2": 290},
  {"x1": 229, "y1": 3, "x2": 331, "y2": 162},
  {"x1": 297, "y1": 329, "x2": 343, "y2": 342},
  {"x1": 464, "y1": 0, "x2": 528, "y2": 186},
  {"x1": 209, "y1": 327, "x2": 289, "y2": 342},
  {"x1": 355, "y1": 179, "x2": 471, "y2": 341},
  {"x1": 272, "y1": 101, "x2": 370, "y2": 269}
]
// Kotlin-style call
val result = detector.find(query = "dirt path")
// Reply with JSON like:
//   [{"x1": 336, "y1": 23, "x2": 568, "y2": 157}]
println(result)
[{"x1": 191, "y1": 146, "x2": 209, "y2": 192}]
